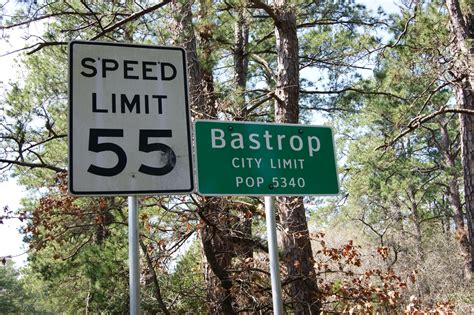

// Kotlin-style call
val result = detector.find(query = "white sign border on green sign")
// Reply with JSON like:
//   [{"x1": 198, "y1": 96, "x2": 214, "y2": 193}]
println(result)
[{"x1": 193, "y1": 120, "x2": 340, "y2": 197}]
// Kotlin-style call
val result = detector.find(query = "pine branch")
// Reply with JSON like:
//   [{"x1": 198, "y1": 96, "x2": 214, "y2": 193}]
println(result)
[
  {"x1": 4, "y1": 1, "x2": 172, "y2": 55},
  {"x1": 89, "y1": 0, "x2": 172, "y2": 41},
  {"x1": 248, "y1": 0, "x2": 279, "y2": 23},
  {"x1": 139, "y1": 238, "x2": 171, "y2": 315},
  {"x1": 0, "y1": 157, "x2": 65, "y2": 173},
  {"x1": 298, "y1": 18, "x2": 389, "y2": 29},
  {"x1": 300, "y1": 87, "x2": 406, "y2": 101},
  {"x1": 378, "y1": 107, "x2": 474, "y2": 150}
]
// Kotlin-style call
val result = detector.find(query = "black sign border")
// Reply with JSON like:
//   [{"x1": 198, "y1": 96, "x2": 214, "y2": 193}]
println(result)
[{"x1": 68, "y1": 40, "x2": 194, "y2": 196}]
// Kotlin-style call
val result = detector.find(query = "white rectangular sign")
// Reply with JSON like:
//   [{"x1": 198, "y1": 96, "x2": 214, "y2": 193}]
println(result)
[{"x1": 69, "y1": 41, "x2": 193, "y2": 195}]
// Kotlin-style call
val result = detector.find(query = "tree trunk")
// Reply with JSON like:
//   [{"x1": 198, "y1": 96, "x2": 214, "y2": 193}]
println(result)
[
  {"x1": 232, "y1": 4, "x2": 255, "y2": 268},
  {"x1": 407, "y1": 188, "x2": 425, "y2": 265},
  {"x1": 234, "y1": 5, "x2": 251, "y2": 120},
  {"x1": 439, "y1": 119, "x2": 473, "y2": 280},
  {"x1": 446, "y1": 0, "x2": 474, "y2": 277},
  {"x1": 139, "y1": 239, "x2": 170, "y2": 315},
  {"x1": 456, "y1": 85, "x2": 474, "y2": 275},
  {"x1": 176, "y1": 0, "x2": 320, "y2": 311},
  {"x1": 273, "y1": 6, "x2": 300, "y2": 123},
  {"x1": 171, "y1": 0, "x2": 203, "y2": 113},
  {"x1": 172, "y1": 2, "x2": 234, "y2": 313},
  {"x1": 234, "y1": 5, "x2": 249, "y2": 93},
  {"x1": 200, "y1": 203, "x2": 236, "y2": 315},
  {"x1": 172, "y1": 0, "x2": 216, "y2": 118},
  {"x1": 268, "y1": 1, "x2": 321, "y2": 313},
  {"x1": 278, "y1": 197, "x2": 320, "y2": 313}
]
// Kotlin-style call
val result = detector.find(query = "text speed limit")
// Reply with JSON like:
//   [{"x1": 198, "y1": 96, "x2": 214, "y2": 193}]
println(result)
[{"x1": 69, "y1": 41, "x2": 193, "y2": 195}]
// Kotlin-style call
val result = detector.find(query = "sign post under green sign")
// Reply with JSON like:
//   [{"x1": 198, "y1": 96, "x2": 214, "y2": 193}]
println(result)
[
  {"x1": 194, "y1": 120, "x2": 339, "y2": 314},
  {"x1": 194, "y1": 120, "x2": 339, "y2": 196}
]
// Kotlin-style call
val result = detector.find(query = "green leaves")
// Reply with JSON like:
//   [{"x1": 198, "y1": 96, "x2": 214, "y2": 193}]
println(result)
[{"x1": 0, "y1": 260, "x2": 24, "y2": 313}]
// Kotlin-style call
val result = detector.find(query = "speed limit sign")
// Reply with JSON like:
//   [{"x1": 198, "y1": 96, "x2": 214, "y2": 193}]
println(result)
[{"x1": 68, "y1": 41, "x2": 194, "y2": 195}]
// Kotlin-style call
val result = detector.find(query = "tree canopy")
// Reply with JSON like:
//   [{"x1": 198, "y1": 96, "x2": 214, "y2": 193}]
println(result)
[{"x1": 0, "y1": 0, "x2": 473, "y2": 313}]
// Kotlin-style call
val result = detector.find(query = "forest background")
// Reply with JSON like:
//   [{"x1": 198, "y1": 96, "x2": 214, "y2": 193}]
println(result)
[{"x1": 0, "y1": 0, "x2": 473, "y2": 313}]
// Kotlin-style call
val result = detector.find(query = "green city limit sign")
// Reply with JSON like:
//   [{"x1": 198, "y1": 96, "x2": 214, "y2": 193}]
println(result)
[{"x1": 194, "y1": 120, "x2": 339, "y2": 196}]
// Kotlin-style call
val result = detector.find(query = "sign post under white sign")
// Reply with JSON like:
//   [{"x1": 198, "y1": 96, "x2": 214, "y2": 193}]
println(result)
[
  {"x1": 68, "y1": 41, "x2": 193, "y2": 195},
  {"x1": 69, "y1": 41, "x2": 193, "y2": 315}
]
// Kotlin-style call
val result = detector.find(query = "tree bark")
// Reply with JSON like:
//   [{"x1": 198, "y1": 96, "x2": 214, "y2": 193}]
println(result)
[
  {"x1": 234, "y1": 5, "x2": 251, "y2": 119},
  {"x1": 439, "y1": 119, "x2": 473, "y2": 280},
  {"x1": 139, "y1": 239, "x2": 170, "y2": 315},
  {"x1": 274, "y1": 5, "x2": 321, "y2": 314},
  {"x1": 250, "y1": 0, "x2": 321, "y2": 313},
  {"x1": 273, "y1": 5, "x2": 300, "y2": 123},
  {"x1": 172, "y1": 2, "x2": 236, "y2": 312},
  {"x1": 172, "y1": 0, "x2": 215, "y2": 118},
  {"x1": 200, "y1": 205, "x2": 236, "y2": 315},
  {"x1": 278, "y1": 197, "x2": 320, "y2": 313},
  {"x1": 456, "y1": 83, "x2": 474, "y2": 275},
  {"x1": 234, "y1": 5, "x2": 249, "y2": 93},
  {"x1": 446, "y1": 0, "x2": 474, "y2": 277},
  {"x1": 407, "y1": 187, "x2": 425, "y2": 265}
]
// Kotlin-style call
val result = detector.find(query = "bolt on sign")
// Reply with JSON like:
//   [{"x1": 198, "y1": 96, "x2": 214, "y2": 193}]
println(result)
[
  {"x1": 194, "y1": 120, "x2": 339, "y2": 196},
  {"x1": 68, "y1": 41, "x2": 193, "y2": 195}
]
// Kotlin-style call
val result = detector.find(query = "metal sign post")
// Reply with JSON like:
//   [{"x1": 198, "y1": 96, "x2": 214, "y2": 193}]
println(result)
[
  {"x1": 194, "y1": 120, "x2": 340, "y2": 313},
  {"x1": 264, "y1": 196, "x2": 283, "y2": 314},
  {"x1": 128, "y1": 196, "x2": 140, "y2": 315},
  {"x1": 68, "y1": 41, "x2": 194, "y2": 314}
]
